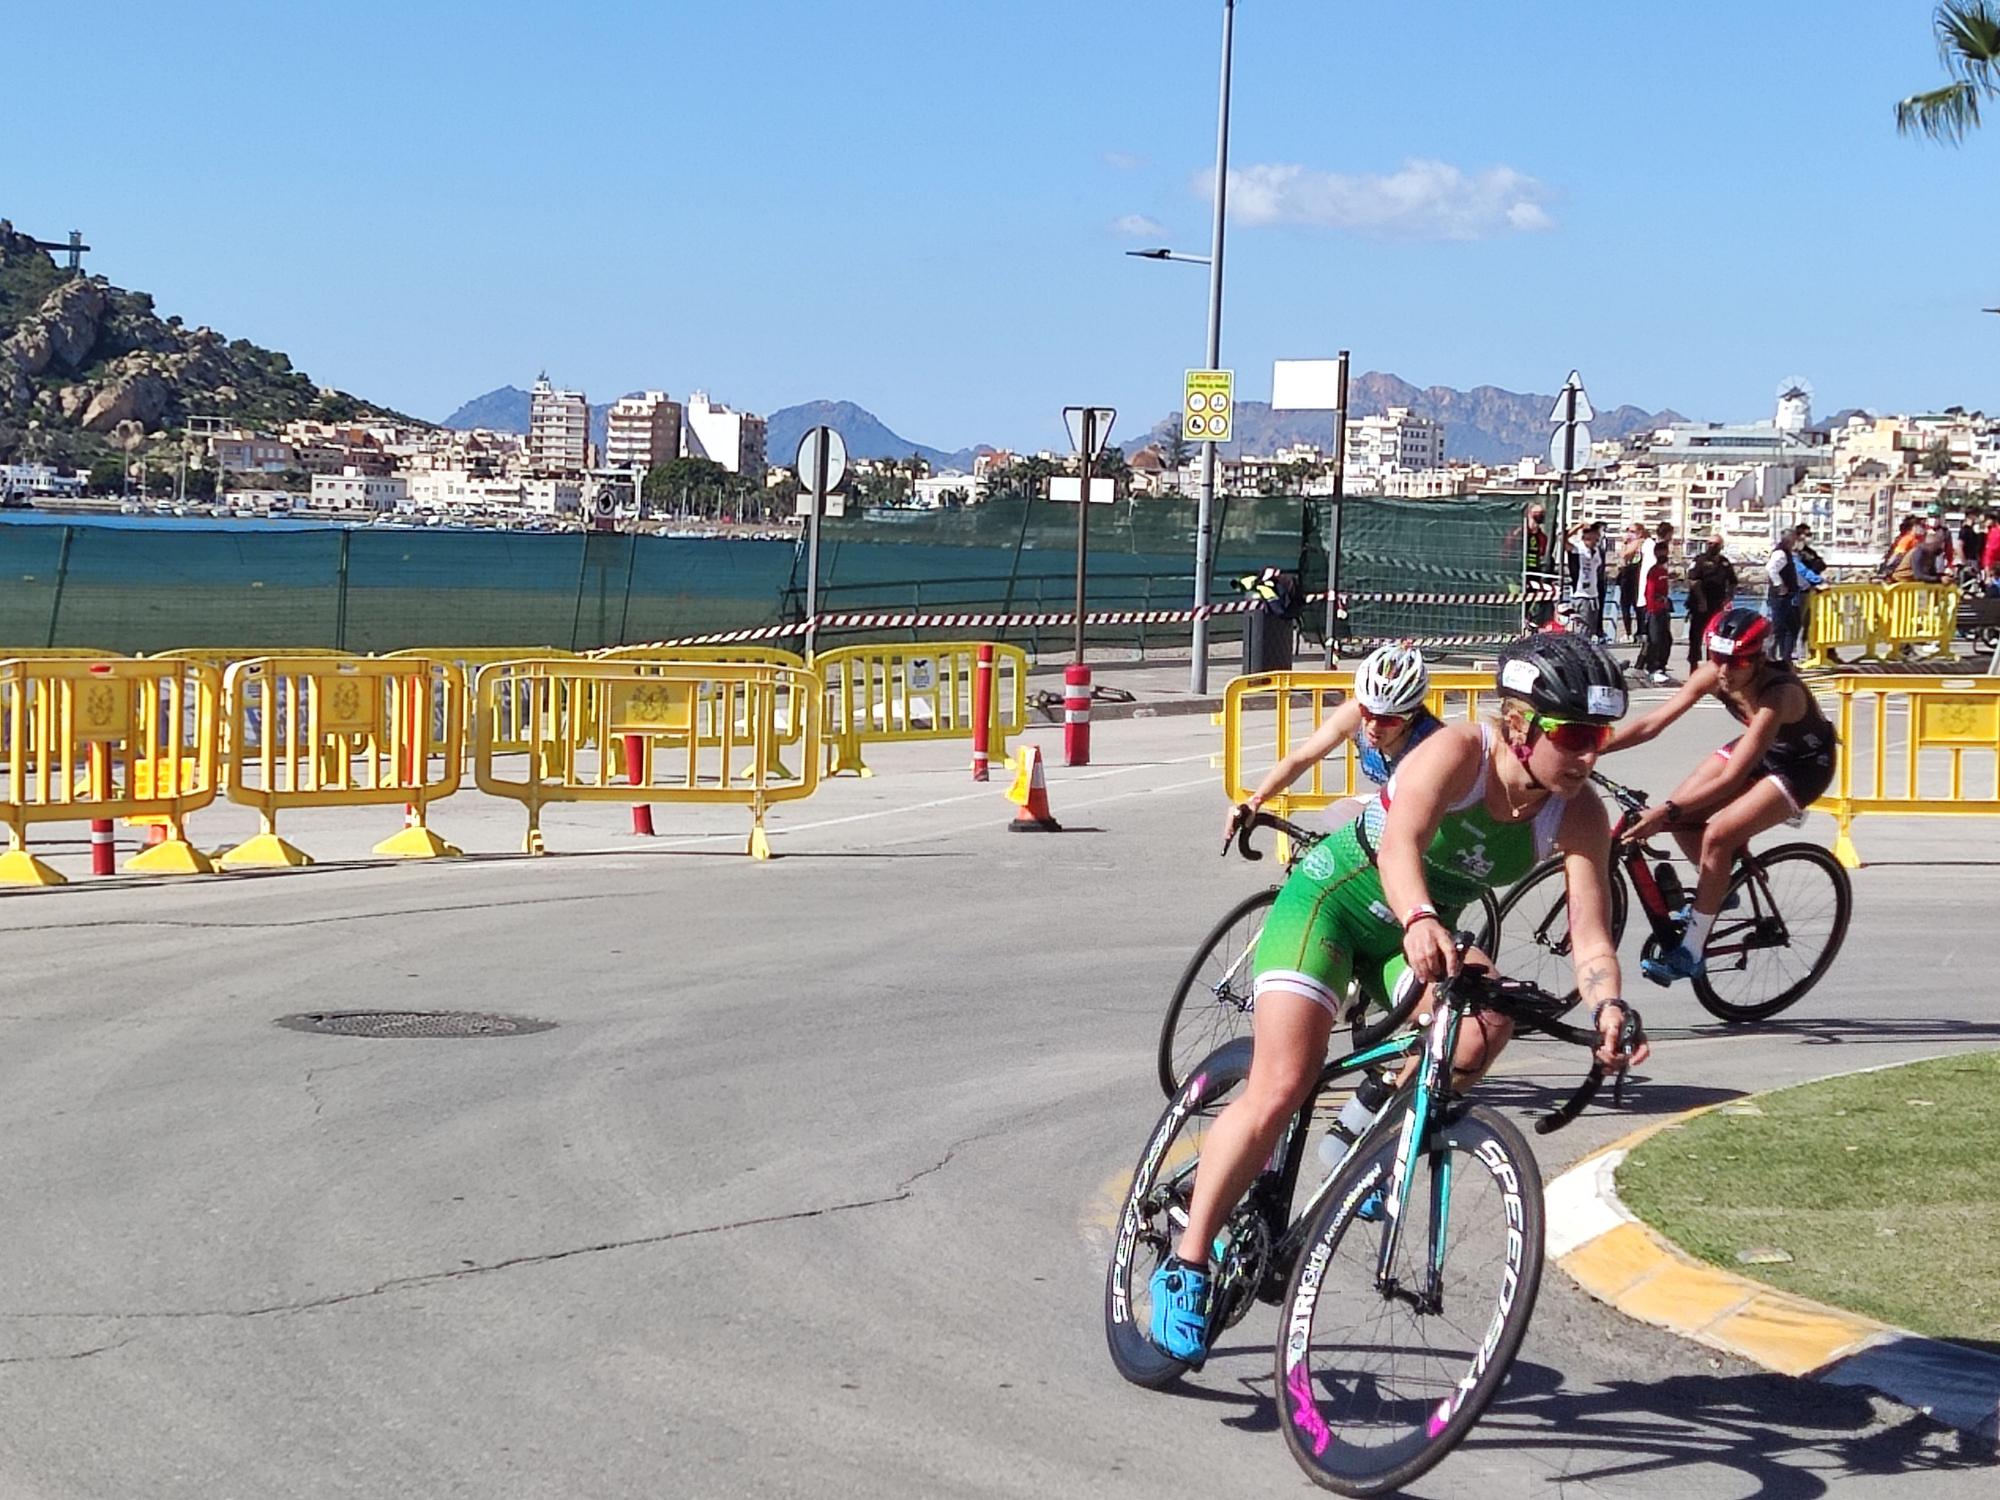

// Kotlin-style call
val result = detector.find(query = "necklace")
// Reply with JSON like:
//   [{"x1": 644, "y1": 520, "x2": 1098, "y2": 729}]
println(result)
[{"x1": 1492, "y1": 751, "x2": 1546, "y2": 822}]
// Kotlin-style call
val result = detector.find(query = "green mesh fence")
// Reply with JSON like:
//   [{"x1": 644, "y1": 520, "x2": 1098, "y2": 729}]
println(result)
[
  {"x1": 0, "y1": 494, "x2": 1536, "y2": 658},
  {"x1": 1306, "y1": 493, "x2": 1531, "y2": 644}
]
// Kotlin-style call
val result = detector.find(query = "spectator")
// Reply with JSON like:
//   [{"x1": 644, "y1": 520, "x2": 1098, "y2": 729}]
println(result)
[
  {"x1": 1766, "y1": 528, "x2": 1804, "y2": 661},
  {"x1": 1637, "y1": 521, "x2": 1677, "y2": 618},
  {"x1": 1522, "y1": 503, "x2": 1554, "y2": 626},
  {"x1": 1792, "y1": 525, "x2": 1827, "y2": 589},
  {"x1": 1566, "y1": 520, "x2": 1609, "y2": 640},
  {"x1": 1960, "y1": 511, "x2": 1985, "y2": 574},
  {"x1": 1684, "y1": 534, "x2": 1737, "y2": 670},
  {"x1": 1983, "y1": 518, "x2": 2000, "y2": 597},
  {"x1": 1880, "y1": 515, "x2": 1922, "y2": 579},
  {"x1": 1614, "y1": 524, "x2": 1646, "y2": 641},
  {"x1": 1909, "y1": 528, "x2": 1947, "y2": 583},
  {"x1": 1641, "y1": 539, "x2": 1674, "y2": 684}
]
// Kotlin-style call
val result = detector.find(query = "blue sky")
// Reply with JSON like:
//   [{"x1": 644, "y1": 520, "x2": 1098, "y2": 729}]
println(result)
[{"x1": 11, "y1": 1, "x2": 1999, "y2": 453}]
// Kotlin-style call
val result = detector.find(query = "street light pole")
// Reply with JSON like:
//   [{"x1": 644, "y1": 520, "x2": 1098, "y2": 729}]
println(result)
[{"x1": 1190, "y1": 0, "x2": 1234, "y2": 696}]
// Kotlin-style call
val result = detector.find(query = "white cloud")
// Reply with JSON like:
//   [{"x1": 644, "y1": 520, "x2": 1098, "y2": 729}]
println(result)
[
  {"x1": 1103, "y1": 151, "x2": 1145, "y2": 171},
  {"x1": 1203, "y1": 158, "x2": 1558, "y2": 241},
  {"x1": 1111, "y1": 213, "x2": 1170, "y2": 239}
]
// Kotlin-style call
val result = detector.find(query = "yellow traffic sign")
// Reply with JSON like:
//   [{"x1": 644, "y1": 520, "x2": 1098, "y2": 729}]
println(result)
[{"x1": 1183, "y1": 369, "x2": 1234, "y2": 442}]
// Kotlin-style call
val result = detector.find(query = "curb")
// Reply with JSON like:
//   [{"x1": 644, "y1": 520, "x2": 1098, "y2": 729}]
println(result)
[{"x1": 1545, "y1": 1105, "x2": 2000, "y2": 1445}]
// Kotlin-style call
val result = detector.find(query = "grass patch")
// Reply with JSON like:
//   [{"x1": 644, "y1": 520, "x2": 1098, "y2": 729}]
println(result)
[{"x1": 1616, "y1": 1051, "x2": 2000, "y2": 1348}]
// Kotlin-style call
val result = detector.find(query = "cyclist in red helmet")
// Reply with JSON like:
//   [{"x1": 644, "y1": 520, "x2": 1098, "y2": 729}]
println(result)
[{"x1": 1600, "y1": 606, "x2": 1838, "y2": 983}]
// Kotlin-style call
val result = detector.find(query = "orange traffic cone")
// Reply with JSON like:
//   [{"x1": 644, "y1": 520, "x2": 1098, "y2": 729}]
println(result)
[{"x1": 1005, "y1": 744, "x2": 1063, "y2": 833}]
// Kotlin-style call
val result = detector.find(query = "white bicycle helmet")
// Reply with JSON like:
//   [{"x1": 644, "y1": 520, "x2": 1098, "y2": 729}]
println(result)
[{"x1": 1354, "y1": 643, "x2": 1429, "y2": 715}]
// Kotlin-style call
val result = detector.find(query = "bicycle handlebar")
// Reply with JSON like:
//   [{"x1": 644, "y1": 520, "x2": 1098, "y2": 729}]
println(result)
[
  {"x1": 1589, "y1": 770, "x2": 1650, "y2": 814},
  {"x1": 1433, "y1": 935, "x2": 1645, "y2": 1134},
  {"x1": 1227, "y1": 806, "x2": 1321, "y2": 861}
]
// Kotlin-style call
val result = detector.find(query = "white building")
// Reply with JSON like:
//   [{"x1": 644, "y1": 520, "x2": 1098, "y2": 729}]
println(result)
[
  {"x1": 1, "y1": 462, "x2": 83, "y2": 497},
  {"x1": 520, "y1": 476, "x2": 583, "y2": 515},
  {"x1": 309, "y1": 469, "x2": 408, "y2": 512},
  {"x1": 681, "y1": 391, "x2": 768, "y2": 480},
  {"x1": 528, "y1": 373, "x2": 590, "y2": 474},
  {"x1": 1344, "y1": 407, "x2": 1444, "y2": 482},
  {"x1": 604, "y1": 391, "x2": 682, "y2": 473}
]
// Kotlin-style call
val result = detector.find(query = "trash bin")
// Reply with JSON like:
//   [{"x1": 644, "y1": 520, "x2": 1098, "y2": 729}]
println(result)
[
  {"x1": 1235, "y1": 566, "x2": 1301, "y2": 673},
  {"x1": 1243, "y1": 607, "x2": 1295, "y2": 673}
]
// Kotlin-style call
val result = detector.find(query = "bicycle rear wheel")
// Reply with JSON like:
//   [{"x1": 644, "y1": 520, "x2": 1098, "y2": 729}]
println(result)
[
  {"x1": 1107, "y1": 1039, "x2": 1255, "y2": 1387},
  {"x1": 1693, "y1": 842, "x2": 1851, "y2": 1022},
  {"x1": 1277, "y1": 1103, "x2": 1546, "y2": 1496},
  {"x1": 1158, "y1": 889, "x2": 1275, "y2": 1097},
  {"x1": 1490, "y1": 857, "x2": 1629, "y2": 1009}
]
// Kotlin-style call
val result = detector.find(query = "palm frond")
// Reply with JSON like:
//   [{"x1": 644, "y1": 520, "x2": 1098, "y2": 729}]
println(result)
[
  {"x1": 1937, "y1": 0, "x2": 2000, "y2": 78},
  {"x1": 1897, "y1": 80, "x2": 1982, "y2": 143}
]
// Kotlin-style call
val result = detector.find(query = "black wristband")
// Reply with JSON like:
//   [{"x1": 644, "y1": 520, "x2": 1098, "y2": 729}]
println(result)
[{"x1": 1661, "y1": 799, "x2": 1681, "y2": 826}]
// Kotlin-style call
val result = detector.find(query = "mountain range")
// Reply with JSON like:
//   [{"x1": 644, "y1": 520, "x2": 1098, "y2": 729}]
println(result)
[{"x1": 442, "y1": 376, "x2": 1687, "y2": 471}]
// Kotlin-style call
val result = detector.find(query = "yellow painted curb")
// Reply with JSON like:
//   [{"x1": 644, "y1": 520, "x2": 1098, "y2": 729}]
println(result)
[{"x1": 1553, "y1": 1100, "x2": 1888, "y2": 1377}]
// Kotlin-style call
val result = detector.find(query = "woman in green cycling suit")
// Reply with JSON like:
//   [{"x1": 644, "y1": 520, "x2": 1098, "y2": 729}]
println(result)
[{"x1": 1151, "y1": 632, "x2": 1652, "y2": 1363}]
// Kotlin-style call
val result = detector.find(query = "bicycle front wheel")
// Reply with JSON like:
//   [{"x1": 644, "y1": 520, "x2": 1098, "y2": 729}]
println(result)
[
  {"x1": 1490, "y1": 856, "x2": 1629, "y2": 1009},
  {"x1": 1158, "y1": 888, "x2": 1274, "y2": 1097},
  {"x1": 1693, "y1": 842, "x2": 1852, "y2": 1022},
  {"x1": 1276, "y1": 1103, "x2": 1546, "y2": 1496}
]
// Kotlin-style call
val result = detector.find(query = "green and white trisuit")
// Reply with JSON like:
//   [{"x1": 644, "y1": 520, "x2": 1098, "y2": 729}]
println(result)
[{"x1": 1252, "y1": 725, "x2": 1568, "y2": 1022}]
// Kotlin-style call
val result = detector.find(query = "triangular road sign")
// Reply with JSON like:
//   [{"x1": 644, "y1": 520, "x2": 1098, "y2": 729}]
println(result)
[{"x1": 1548, "y1": 370, "x2": 1594, "y2": 425}]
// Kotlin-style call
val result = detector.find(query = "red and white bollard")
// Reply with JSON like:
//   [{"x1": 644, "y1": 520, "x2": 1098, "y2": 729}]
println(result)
[
  {"x1": 89, "y1": 820, "x2": 115, "y2": 876},
  {"x1": 970, "y1": 643, "x2": 995, "y2": 781},
  {"x1": 1063, "y1": 662, "x2": 1091, "y2": 767},
  {"x1": 626, "y1": 733, "x2": 655, "y2": 836}
]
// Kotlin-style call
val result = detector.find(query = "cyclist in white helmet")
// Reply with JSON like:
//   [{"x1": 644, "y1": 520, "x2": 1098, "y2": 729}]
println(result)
[{"x1": 1224, "y1": 643, "x2": 1441, "y2": 841}]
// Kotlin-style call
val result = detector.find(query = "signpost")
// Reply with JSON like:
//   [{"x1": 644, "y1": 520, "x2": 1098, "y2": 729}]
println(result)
[
  {"x1": 1061, "y1": 405, "x2": 1116, "y2": 766},
  {"x1": 1271, "y1": 354, "x2": 1349, "y2": 665},
  {"x1": 794, "y1": 426, "x2": 848, "y2": 661},
  {"x1": 1548, "y1": 369, "x2": 1594, "y2": 542}
]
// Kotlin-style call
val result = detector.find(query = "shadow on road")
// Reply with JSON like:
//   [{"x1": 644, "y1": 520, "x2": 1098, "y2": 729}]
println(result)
[{"x1": 1159, "y1": 1353, "x2": 1996, "y2": 1491}]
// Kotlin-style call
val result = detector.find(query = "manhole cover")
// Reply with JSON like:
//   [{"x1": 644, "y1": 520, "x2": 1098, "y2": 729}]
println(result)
[{"x1": 275, "y1": 1010, "x2": 555, "y2": 1039}]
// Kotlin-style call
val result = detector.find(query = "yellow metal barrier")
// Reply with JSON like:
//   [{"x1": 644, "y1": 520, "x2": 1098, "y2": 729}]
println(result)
[
  {"x1": 389, "y1": 647, "x2": 579, "y2": 767},
  {"x1": 219, "y1": 656, "x2": 464, "y2": 868},
  {"x1": 1804, "y1": 583, "x2": 1956, "y2": 668},
  {"x1": 1819, "y1": 672, "x2": 2000, "y2": 868},
  {"x1": 473, "y1": 658, "x2": 820, "y2": 859},
  {"x1": 596, "y1": 645, "x2": 807, "y2": 778},
  {"x1": 816, "y1": 642, "x2": 1025, "y2": 777},
  {"x1": 0, "y1": 656, "x2": 220, "y2": 884},
  {"x1": 1221, "y1": 671, "x2": 1495, "y2": 855}
]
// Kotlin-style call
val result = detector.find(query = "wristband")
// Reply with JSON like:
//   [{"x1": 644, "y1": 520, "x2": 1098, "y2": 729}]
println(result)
[
  {"x1": 1661, "y1": 799, "x2": 1682, "y2": 826},
  {"x1": 1592, "y1": 999, "x2": 1629, "y2": 1027},
  {"x1": 1401, "y1": 903, "x2": 1442, "y2": 932}
]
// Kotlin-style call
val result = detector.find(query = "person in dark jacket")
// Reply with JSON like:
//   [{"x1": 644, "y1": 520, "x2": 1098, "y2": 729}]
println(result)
[{"x1": 1684, "y1": 535, "x2": 1737, "y2": 670}]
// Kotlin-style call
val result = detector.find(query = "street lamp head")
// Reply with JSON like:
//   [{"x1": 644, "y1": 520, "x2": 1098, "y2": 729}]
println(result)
[{"x1": 1126, "y1": 248, "x2": 1173, "y2": 260}]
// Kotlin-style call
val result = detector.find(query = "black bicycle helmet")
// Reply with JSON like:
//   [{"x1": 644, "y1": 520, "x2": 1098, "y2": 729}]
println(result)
[{"x1": 1495, "y1": 631, "x2": 1628, "y2": 724}]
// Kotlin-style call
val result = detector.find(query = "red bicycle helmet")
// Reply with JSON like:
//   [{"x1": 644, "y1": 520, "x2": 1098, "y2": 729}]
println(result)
[{"x1": 1705, "y1": 606, "x2": 1771, "y2": 662}]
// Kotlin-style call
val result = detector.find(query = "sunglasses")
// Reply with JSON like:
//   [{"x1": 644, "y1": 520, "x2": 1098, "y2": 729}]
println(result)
[
  {"x1": 1528, "y1": 711, "x2": 1613, "y2": 754},
  {"x1": 1359, "y1": 708, "x2": 1409, "y2": 731}
]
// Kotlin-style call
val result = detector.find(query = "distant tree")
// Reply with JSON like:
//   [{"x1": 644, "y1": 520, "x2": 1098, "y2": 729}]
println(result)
[
  {"x1": 1923, "y1": 438, "x2": 1955, "y2": 477},
  {"x1": 644, "y1": 456, "x2": 729, "y2": 514},
  {"x1": 183, "y1": 468, "x2": 217, "y2": 500},
  {"x1": 1093, "y1": 444, "x2": 1131, "y2": 483},
  {"x1": 1163, "y1": 430, "x2": 1192, "y2": 473},
  {"x1": 1897, "y1": 2, "x2": 2000, "y2": 143},
  {"x1": 87, "y1": 457, "x2": 126, "y2": 494}
]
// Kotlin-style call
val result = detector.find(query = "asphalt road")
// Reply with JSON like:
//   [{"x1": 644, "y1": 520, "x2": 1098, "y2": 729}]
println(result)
[{"x1": 0, "y1": 704, "x2": 1994, "y2": 1498}]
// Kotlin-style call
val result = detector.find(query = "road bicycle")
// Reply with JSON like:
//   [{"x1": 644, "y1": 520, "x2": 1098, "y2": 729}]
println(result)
[
  {"x1": 1108, "y1": 913, "x2": 1643, "y2": 1496},
  {"x1": 1489, "y1": 770, "x2": 1851, "y2": 1022},
  {"x1": 1156, "y1": 809, "x2": 1502, "y2": 1097}
]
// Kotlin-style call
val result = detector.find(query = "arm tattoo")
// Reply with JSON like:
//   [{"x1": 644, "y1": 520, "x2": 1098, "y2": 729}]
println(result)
[{"x1": 1577, "y1": 959, "x2": 1619, "y2": 1005}]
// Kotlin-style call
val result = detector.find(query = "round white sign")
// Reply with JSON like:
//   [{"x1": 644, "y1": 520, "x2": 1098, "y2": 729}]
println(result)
[{"x1": 795, "y1": 426, "x2": 849, "y2": 494}]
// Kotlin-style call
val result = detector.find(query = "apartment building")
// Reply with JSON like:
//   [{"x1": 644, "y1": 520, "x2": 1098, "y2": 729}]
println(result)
[
  {"x1": 604, "y1": 391, "x2": 683, "y2": 473},
  {"x1": 1344, "y1": 407, "x2": 1444, "y2": 483},
  {"x1": 528, "y1": 374, "x2": 591, "y2": 474},
  {"x1": 681, "y1": 391, "x2": 768, "y2": 480},
  {"x1": 308, "y1": 469, "x2": 408, "y2": 511}
]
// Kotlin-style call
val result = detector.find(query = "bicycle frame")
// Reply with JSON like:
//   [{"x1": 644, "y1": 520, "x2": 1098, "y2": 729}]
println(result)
[{"x1": 1599, "y1": 779, "x2": 1792, "y2": 969}]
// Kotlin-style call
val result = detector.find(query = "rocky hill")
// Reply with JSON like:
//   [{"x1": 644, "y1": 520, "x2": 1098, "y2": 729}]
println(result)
[{"x1": 0, "y1": 218, "x2": 417, "y2": 467}]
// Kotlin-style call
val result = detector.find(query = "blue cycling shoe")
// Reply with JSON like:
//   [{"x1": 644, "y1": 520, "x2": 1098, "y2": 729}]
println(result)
[
  {"x1": 1147, "y1": 1256, "x2": 1211, "y2": 1363},
  {"x1": 1355, "y1": 1188, "x2": 1385, "y2": 1222},
  {"x1": 1641, "y1": 943, "x2": 1705, "y2": 986}
]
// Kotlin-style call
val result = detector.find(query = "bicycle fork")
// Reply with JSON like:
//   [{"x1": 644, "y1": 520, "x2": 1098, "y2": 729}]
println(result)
[{"x1": 1376, "y1": 997, "x2": 1462, "y2": 1311}]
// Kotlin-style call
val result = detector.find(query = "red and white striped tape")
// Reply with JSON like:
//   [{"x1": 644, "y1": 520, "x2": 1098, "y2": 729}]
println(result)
[{"x1": 626, "y1": 581, "x2": 1559, "y2": 650}]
